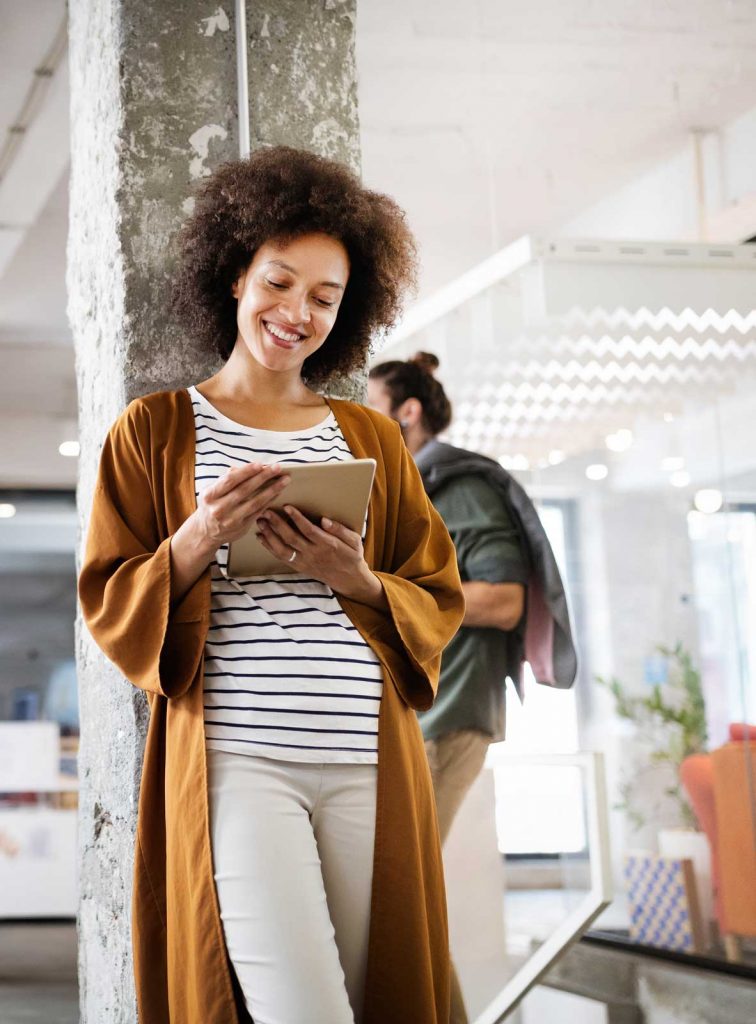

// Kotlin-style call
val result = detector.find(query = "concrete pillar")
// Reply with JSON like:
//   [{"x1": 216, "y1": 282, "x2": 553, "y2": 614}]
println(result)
[{"x1": 68, "y1": 1, "x2": 360, "y2": 1019}]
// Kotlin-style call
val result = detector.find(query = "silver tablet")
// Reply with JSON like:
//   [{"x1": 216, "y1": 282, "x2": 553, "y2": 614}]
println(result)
[{"x1": 226, "y1": 458, "x2": 377, "y2": 578}]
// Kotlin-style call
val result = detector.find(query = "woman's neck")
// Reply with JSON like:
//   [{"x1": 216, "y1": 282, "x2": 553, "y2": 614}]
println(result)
[{"x1": 206, "y1": 343, "x2": 321, "y2": 408}]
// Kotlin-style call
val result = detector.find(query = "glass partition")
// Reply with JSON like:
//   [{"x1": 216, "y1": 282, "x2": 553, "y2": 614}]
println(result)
[{"x1": 0, "y1": 494, "x2": 79, "y2": 922}]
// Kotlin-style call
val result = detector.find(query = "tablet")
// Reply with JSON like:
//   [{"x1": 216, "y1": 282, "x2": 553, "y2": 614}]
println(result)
[{"x1": 227, "y1": 458, "x2": 377, "y2": 578}]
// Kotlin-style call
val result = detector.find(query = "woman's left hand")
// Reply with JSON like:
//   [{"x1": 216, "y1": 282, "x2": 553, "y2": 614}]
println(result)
[{"x1": 255, "y1": 505, "x2": 387, "y2": 610}]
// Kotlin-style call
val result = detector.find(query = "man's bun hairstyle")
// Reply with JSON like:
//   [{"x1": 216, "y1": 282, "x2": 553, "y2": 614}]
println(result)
[{"x1": 369, "y1": 351, "x2": 452, "y2": 435}]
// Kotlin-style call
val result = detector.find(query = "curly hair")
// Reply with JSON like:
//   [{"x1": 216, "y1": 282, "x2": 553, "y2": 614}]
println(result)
[{"x1": 172, "y1": 146, "x2": 418, "y2": 387}]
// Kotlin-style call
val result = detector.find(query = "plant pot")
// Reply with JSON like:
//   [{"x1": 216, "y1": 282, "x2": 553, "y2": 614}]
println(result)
[{"x1": 658, "y1": 828, "x2": 714, "y2": 949}]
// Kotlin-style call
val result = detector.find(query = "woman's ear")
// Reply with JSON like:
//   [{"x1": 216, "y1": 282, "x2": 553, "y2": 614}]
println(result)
[{"x1": 231, "y1": 268, "x2": 246, "y2": 300}]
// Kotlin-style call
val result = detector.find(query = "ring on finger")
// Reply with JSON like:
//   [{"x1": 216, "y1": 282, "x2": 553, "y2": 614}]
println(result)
[{"x1": 287, "y1": 548, "x2": 297, "y2": 563}]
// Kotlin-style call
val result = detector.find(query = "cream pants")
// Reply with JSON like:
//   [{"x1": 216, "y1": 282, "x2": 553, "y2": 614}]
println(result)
[{"x1": 207, "y1": 750, "x2": 377, "y2": 1024}]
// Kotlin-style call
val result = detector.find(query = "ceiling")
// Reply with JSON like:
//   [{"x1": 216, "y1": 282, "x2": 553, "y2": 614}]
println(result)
[{"x1": 3, "y1": 0, "x2": 756, "y2": 487}]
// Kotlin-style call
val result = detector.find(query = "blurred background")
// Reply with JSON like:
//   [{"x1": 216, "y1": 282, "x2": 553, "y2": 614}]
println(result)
[{"x1": 2, "y1": 1, "x2": 756, "y2": 1022}]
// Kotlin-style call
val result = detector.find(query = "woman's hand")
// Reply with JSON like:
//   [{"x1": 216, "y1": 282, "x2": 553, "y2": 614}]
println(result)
[
  {"x1": 194, "y1": 462, "x2": 291, "y2": 552},
  {"x1": 256, "y1": 505, "x2": 388, "y2": 610},
  {"x1": 169, "y1": 463, "x2": 290, "y2": 607}
]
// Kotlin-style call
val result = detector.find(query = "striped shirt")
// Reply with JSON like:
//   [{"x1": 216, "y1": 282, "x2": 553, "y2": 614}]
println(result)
[{"x1": 189, "y1": 385, "x2": 383, "y2": 765}]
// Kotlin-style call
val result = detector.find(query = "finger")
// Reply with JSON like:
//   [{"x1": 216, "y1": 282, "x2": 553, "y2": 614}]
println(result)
[
  {"x1": 241, "y1": 473, "x2": 291, "y2": 513},
  {"x1": 210, "y1": 462, "x2": 281, "y2": 500},
  {"x1": 281, "y1": 505, "x2": 323, "y2": 543},
  {"x1": 257, "y1": 519, "x2": 295, "y2": 560},
  {"x1": 258, "y1": 508, "x2": 310, "y2": 547},
  {"x1": 321, "y1": 517, "x2": 362, "y2": 550}
]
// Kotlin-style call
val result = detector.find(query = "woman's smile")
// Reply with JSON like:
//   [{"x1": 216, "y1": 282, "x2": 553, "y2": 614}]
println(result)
[{"x1": 262, "y1": 318, "x2": 309, "y2": 349}]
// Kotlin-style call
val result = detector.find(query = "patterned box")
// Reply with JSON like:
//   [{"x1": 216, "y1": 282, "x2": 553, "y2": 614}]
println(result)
[{"x1": 624, "y1": 851, "x2": 705, "y2": 953}]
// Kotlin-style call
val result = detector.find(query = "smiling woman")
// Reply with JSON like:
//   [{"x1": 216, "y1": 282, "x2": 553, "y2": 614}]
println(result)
[
  {"x1": 78, "y1": 145, "x2": 465, "y2": 1024},
  {"x1": 172, "y1": 146, "x2": 417, "y2": 386}
]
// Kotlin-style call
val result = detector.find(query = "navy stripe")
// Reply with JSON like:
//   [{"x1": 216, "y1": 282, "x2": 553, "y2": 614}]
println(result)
[
  {"x1": 204, "y1": 654, "x2": 378, "y2": 665},
  {"x1": 204, "y1": 720, "x2": 375, "y2": 735},
  {"x1": 204, "y1": 689, "x2": 381, "y2": 700},
  {"x1": 205, "y1": 637, "x2": 368, "y2": 648},
  {"x1": 204, "y1": 705, "x2": 379, "y2": 718},
  {"x1": 209, "y1": 606, "x2": 347, "y2": 617},
  {"x1": 229, "y1": 577, "x2": 321, "y2": 587},
  {"x1": 203, "y1": 672, "x2": 382, "y2": 682},
  {"x1": 196, "y1": 424, "x2": 346, "y2": 448},
  {"x1": 204, "y1": 735, "x2": 377, "y2": 753},
  {"x1": 207, "y1": 621, "x2": 358, "y2": 632},
  {"x1": 196, "y1": 436, "x2": 349, "y2": 458},
  {"x1": 194, "y1": 419, "x2": 341, "y2": 441}
]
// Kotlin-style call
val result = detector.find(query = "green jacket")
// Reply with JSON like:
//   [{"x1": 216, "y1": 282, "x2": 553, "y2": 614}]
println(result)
[{"x1": 416, "y1": 442, "x2": 528, "y2": 742}]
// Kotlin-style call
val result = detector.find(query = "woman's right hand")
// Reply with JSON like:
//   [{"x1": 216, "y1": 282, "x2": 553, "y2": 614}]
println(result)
[
  {"x1": 169, "y1": 463, "x2": 290, "y2": 606},
  {"x1": 193, "y1": 462, "x2": 291, "y2": 551}
]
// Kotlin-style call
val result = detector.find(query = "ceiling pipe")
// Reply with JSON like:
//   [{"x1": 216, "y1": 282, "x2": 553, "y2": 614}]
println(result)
[{"x1": 235, "y1": 0, "x2": 251, "y2": 158}]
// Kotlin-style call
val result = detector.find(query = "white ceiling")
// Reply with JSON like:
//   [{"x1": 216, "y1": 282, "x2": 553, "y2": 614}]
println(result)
[{"x1": 3, "y1": 0, "x2": 756, "y2": 487}]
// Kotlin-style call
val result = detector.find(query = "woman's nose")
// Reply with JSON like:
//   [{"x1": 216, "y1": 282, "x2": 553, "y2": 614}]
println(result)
[{"x1": 280, "y1": 292, "x2": 310, "y2": 324}]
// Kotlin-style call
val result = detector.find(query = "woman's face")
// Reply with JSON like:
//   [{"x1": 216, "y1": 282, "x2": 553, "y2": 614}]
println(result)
[{"x1": 231, "y1": 232, "x2": 350, "y2": 375}]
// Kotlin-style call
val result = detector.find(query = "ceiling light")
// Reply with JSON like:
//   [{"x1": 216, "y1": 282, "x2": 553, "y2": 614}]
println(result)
[
  {"x1": 693, "y1": 488, "x2": 723, "y2": 514},
  {"x1": 511, "y1": 454, "x2": 530, "y2": 471},
  {"x1": 606, "y1": 428, "x2": 633, "y2": 452},
  {"x1": 548, "y1": 449, "x2": 565, "y2": 465},
  {"x1": 663, "y1": 412, "x2": 675, "y2": 423},
  {"x1": 670, "y1": 470, "x2": 691, "y2": 488},
  {"x1": 661, "y1": 456, "x2": 685, "y2": 472},
  {"x1": 59, "y1": 441, "x2": 80, "y2": 458},
  {"x1": 586, "y1": 464, "x2": 609, "y2": 481},
  {"x1": 0, "y1": 503, "x2": 16, "y2": 518}
]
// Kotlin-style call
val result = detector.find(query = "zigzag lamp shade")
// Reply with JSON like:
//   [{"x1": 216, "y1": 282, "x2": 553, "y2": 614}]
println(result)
[{"x1": 381, "y1": 238, "x2": 756, "y2": 466}]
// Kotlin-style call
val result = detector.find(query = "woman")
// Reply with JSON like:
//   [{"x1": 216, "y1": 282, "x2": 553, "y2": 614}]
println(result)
[{"x1": 78, "y1": 148, "x2": 464, "y2": 1024}]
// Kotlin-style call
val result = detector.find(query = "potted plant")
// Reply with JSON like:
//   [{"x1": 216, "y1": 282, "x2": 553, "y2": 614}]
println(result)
[
  {"x1": 597, "y1": 643, "x2": 714, "y2": 941},
  {"x1": 597, "y1": 642, "x2": 707, "y2": 829}
]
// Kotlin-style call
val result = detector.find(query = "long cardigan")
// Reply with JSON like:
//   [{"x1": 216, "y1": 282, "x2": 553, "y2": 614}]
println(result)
[{"x1": 78, "y1": 388, "x2": 465, "y2": 1024}]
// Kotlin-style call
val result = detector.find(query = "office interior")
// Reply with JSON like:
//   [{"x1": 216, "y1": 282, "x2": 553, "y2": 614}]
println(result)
[{"x1": 1, "y1": 2, "x2": 756, "y2": 1022}]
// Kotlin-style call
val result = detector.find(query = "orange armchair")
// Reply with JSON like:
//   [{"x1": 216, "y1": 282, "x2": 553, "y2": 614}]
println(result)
[{"x1": 680, "y1": 723, "x2": 756, "y2": 961}]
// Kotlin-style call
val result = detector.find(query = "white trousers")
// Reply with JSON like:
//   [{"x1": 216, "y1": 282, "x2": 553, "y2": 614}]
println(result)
[{"x1": 207, "y1": 750, "x2": 377, "y2": 1024}]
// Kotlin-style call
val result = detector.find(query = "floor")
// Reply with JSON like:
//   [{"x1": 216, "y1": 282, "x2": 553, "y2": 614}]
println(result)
[
  {"x1": 0, "y1": 921, "x2": 78, "y2": 1024},
  {"x1": 2, "y1": 916, "x2": 753, "y2": 1024}
]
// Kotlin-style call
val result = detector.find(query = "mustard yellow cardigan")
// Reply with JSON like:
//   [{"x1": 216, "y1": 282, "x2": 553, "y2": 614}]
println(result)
[{"x1": 79, "y1": 388, "x2": 464, "y2": 1024}]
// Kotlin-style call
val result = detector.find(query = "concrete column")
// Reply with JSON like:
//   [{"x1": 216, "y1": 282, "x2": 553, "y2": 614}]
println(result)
[{"x1": 68, "y1": 2, "x2": 360, "y2": 1019}]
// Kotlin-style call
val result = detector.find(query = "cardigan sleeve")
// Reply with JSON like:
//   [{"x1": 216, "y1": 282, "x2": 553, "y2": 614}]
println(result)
[
  {"x1": 78, "y1": 402, "x2": 208, "y2": 698},
  {"x1": 341, "y1": 430, "x2": 464, "y2": 711}
]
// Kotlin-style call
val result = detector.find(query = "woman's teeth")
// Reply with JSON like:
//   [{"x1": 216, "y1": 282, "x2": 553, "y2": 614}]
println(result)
[{"x1": 264, "y1": 321, "x2": 303, "y2": 343}]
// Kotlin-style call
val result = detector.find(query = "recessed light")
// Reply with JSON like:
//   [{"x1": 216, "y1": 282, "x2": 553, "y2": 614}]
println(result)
[
  {"x1": 586, "y1": 464, "x2": 609, "y2": 481},
  {"x1": 606, "y1": 428, "x2": 633, "y2": 452},
  {"x1": 0, "y1": 503, "x2": 16, "y2": 519},
  {"x1": 693, "y1": 489, "x2": 723, "y2": 514},
  {"x1": 670, "y1": 470, "x2": 691, "y2": 488},
  {"x1": 59, "y1": 441, "x2": 80, "y2": 458},
  {"x1": 548, "y1": 449, "x2": 565, "y2": 465}
]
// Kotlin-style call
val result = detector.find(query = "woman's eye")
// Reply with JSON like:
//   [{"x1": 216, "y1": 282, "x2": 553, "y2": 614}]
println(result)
[
  {"x1": 265, "y1": 279, "x2": 287, "y2": 289},
  {"x1": 316, "y1": 298, "x2": 337, "y2": 308}
]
